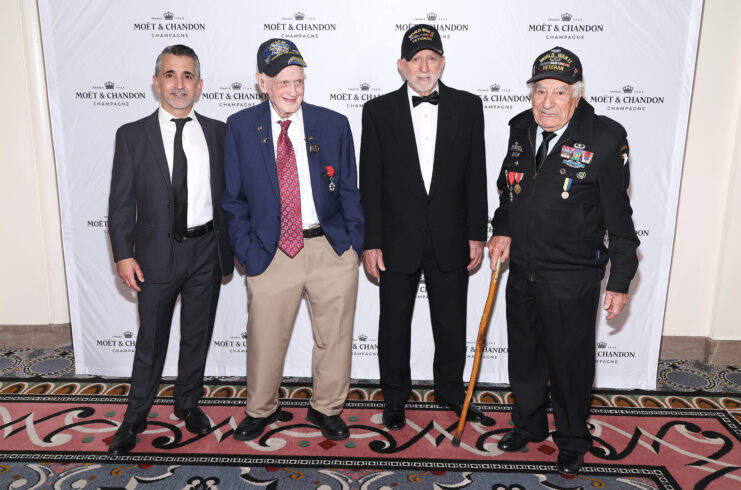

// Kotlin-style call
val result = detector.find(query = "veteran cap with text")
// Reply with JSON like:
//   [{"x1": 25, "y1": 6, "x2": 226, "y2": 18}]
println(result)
[
  {"x1": 257, "y1": 38, "x2": 307, "y2": 77},
  {"x1": 401, "y1": 24, "x2": 444, "y2": 61},
  {"x1": 527, "y1": 46, "x2": 582, "y2": 84}
]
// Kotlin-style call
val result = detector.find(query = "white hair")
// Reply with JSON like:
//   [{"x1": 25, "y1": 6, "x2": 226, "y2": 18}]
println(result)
[{"x1": 528, "y1": 80, "x2": 584, "y2": 98}]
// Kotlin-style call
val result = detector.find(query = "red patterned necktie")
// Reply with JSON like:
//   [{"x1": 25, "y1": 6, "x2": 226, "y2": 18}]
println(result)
[{"x1": 276, "y1": 120, "x2": 303, "y2": 257}]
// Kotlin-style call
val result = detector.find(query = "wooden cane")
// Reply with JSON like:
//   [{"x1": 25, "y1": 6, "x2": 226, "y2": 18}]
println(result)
[{"x1": 451, "y1": 257, "x2": 502, "y2": 447}]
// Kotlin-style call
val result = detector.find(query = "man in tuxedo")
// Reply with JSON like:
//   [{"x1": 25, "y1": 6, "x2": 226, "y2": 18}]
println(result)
[
  {"x1": 488, "y1": 47, "x2": 639, "y2": 474},
  {"x1": 222, "y1": 39, "x2": 364, "y2": 442},
  {"x1": 359, "y1": 24, "x2": 488, "y2": 430},
  {"x1": 107, "y1": 44, "x2": 233, "y2": 455}
]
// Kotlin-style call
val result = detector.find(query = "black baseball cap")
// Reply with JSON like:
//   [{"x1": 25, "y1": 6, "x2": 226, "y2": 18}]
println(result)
[
  {"x1": 257, "y1": 38, "x2": 307, "y2": 77},
  {"x1": 527, "y1": 46, "x2": 582, "y2": 84},
  {"x1": 401, "y1": 24, "x2": 443, "y2": 61}
]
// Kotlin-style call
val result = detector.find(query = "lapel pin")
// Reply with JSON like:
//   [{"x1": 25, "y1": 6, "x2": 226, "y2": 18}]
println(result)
[
  {"x1": 309, "y1": 143, "x2": 320, "y2": 154},
  {"x1": 256, "y1": 126, "x2": 263, "y2": 131},
  {"x1": 262, "y1": 137, "x2": 269, "y2": 143}
]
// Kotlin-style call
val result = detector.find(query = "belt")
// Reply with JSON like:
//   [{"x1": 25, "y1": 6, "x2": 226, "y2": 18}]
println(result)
[
  {"x1": 183, "y1": 220, "x2": 213, "y2": 239},
  {"x1": 303, "y1": 226, "x2": 324, "y2": 239}
]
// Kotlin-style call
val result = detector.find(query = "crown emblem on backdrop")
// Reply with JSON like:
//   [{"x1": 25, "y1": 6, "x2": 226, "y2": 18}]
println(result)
[
  {"x1": 231, "y1": 82, "x2": 242, "y2": 90},
  {"x1": 360, "y1": 83, "x2": 370, "y2": 91},
  {"x1": 104, "y1": 81, "x2": 115, "y2": 89},
  {"x1": 490, "y1": 84, "x2": 500, "y2": 92},
  {"x1": 163, "y1": 11, "x2": 174, "y2": 20},
  {"x1": 124, "y1": 331, "x2": 133, "y2": 338},
  {"x1": 426, "y1": 12, "x2": 438, "y2": 21},
  {"x1": 359, "y1": 335, "x2": 368, "y2": 341},
  {"x1": 561, "y1": 13, "x2": 573, "y2": 21},
  {"x1": 623, "y1": 85, "x2": 634, "y2": 93},
  {"x1": 241, "y1": 332, "x2": 247, "y2": 339},
  {"x1": 597, "y1": 341, "x2": 607, "y2": 349},
  {"x1": 294, "y1": 12, "x2": 305, "y2": 20}
]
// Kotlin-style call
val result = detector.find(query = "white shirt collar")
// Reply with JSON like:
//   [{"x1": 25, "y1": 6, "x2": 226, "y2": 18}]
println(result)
[
  {"x1": 158, "y1": 106, "x2": 195, "y2": 125},
  {"x1": 407, "y1": 83, "x2": 439, "y2": 105}
]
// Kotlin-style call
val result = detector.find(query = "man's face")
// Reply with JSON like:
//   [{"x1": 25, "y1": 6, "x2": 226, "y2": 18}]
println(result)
[
  {"x1": 153, "y1": 54, "x2": 203, "y2": 117},
  {"x1": 397, "y1": 49, "x2": 445, "y2": 96},
  {"x1": 257, "y1": 65, "x2": 305, "y2": 119},
  {"x1": 531, "y1": 78, "x2": 581, "y2": 132}
]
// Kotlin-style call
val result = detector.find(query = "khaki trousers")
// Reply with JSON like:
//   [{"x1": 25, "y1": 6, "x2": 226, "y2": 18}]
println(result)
[{"x1": 245, "y1": 236, "x2": 358, "y2": 417}]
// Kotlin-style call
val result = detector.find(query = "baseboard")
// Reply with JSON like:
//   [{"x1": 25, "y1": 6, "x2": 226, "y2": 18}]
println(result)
[
  {"x1": 0, "y1": 323, "x2": 72, "y2": 349},
  {"x1": 0, "y1": 326, "x2": 738, "y2": 366},
  {"x1": 659, "y1": 335, "x2": 741, "y2": 365}
]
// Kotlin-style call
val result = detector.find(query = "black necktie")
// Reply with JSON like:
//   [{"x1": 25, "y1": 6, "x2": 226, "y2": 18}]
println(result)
[
  {"x1": 412, "y1": 91, "x2": 439, "y2": 107},
  {"x1": 171, "y1": 117, "x2": 191, "y2": 242},
  {"x1": 536, "y1": 131, "x2": 556, "y2": 170}
]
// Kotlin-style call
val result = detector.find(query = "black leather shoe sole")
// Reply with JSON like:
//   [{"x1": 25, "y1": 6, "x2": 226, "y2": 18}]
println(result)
[
  {"x1": 174, "y1": 406, "x2": 211, "y2": 435},
  {"x1": 497, "y1": 430, "x2": 530, "y2": 452},
  {"x1": 382, "y1": 405, "x2": 406, "y2": 431},
  {"x1": 557, "y1": 452, "x2": 584, "y2": 475},
  {"x1": 107, "y1": 421, "x2": 146, "y2": 456},
  {"x1": 233, "y1": 409, "x2": 282, "y2": 442},
  {"x1": 306, "y1": 408, "x2": 350, "y2": 441}
]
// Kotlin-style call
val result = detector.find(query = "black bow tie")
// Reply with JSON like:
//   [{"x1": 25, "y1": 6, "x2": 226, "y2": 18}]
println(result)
[{"x1": 412, "y1": 91, "x2": 439, "y2": 107}]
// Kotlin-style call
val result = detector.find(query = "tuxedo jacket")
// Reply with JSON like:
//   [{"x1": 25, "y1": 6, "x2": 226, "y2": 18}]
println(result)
[
  {"x1": 108, "y1": 110, "x2": 234, "y2": 283},
  {"x1": 359, "y1": 81, "x2": 488, "y2": 273},
  {"x1": 222, "y1": 100, "x2": 365, "y2": 276}
]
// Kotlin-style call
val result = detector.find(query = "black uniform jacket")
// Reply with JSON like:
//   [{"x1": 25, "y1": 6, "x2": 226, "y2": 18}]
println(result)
[
  {"x1": 492, "y1": 99, "x2": 638, "y2": 293},
  {"x1": 109, "y1": 110, "x2": 234, "y2": 283},
  {"x1": 360, "y1": 81, "x2": 488, "y2": 273}
]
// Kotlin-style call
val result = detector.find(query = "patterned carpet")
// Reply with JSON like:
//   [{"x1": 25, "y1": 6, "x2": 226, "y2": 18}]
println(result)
[
  {"x1": 1, "y1": 347, "x2": 740, "y2": 489},
  {"x1": 2, "y1": 345, "x2": 740, "y2": 393}
]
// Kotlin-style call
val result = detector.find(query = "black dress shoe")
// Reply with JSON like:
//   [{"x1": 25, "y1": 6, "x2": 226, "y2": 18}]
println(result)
[
  {"x1": 497, "y1": 430, "x2": 530, "y2": 452},
  {"x1": 174, "y1": 405, "x2": 211, "y2": 435},
  {"x1": 382, "y1": 403, "x2": 406, "y2": 430},
  {"x1": 108, "y1": 420, "x2": 146, "y2": 456},
  {"x1": 557, "y1": 451, "x2": 584, "y2": 475},
  {"x1": 439, "y1": 400, "x2": 487, "y2": 422},
  {"x1": 306, "y1": 406, "x2": 350, "y2": 441},
  {"x1": 234, "y1": 408, "x2": 282, "y2": 441}
]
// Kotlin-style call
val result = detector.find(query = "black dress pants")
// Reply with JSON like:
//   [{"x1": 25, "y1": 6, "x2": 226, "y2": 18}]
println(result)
[
  {"x1": 378, "y1": 232, "x2": 469, "y2": 406},
  {"x1": 123, "y1": 232, "x2": 221, "y2": 423},
  {"x1": 505, "y1": 273, "x2": 600, "y2": 455}
]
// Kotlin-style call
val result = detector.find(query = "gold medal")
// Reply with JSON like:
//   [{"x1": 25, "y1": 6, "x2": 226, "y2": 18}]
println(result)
[
  {"x1": 561, "y1": 191, "x2": 569, "y2": 199},
  {"x1": 514, "y1": 184, "x2": 521, "y2": 194}
]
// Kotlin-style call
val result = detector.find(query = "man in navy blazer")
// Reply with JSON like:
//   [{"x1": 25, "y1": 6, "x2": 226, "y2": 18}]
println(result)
[{"x1": 223, "y1": 39, "x2": 364, "y2": 442}]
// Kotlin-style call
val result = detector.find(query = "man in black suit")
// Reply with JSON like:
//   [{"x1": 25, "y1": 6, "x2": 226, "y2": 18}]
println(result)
[
  {"x1": 107, "y1": 44, "x2": 233, "y2": 455},
  {"x1": 360, "y1": 25, "x2": 488, "y2": 430}
]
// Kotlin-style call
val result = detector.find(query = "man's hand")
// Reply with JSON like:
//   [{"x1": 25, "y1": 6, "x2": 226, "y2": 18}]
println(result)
[
  {"x1": 362, "y1": 248, "x2": 386, "y2": 279},
  {"x1": 604, "y1": 291, "x2": 628, "y2": 320},
  {"x1": 117, "y1": 258, "x2": 144, "y2": 292},
  {"x1": 467, "y1": 240, "x2": 484, "y2": 271},
  {"x1": 487, "y1": 235, "x2": 511, "y2": 268}
]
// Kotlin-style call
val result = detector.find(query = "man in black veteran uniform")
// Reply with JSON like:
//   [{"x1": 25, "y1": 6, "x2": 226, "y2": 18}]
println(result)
[{"x1": 487, "y1": 47, "x2": 639, "y2": 475}]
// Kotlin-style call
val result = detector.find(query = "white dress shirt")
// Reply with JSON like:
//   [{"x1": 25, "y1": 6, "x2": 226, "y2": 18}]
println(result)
[
  {"x1": 269, "y1": 104, "x2": 319, "y2": 229},
  {"x1": 536, "y1": 123, "x2": 569, "y2": 155},
  {"x1": 408, "y1": 84, "x2": 439, "y2": 194},
  {"x1": 157, "y1": 106, "x2": 213, "y2": 228}
]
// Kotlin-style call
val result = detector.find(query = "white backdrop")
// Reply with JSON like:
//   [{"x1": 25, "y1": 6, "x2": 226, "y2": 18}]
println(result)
[{"x1": 39, "y1": 0, "x2": 702, "y2": 389}]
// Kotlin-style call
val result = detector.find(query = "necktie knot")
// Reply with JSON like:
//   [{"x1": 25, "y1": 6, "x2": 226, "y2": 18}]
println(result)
[
  {"x1": 279, "y1": 120, "x2": 291, "y2": 133},
  {"x1": 412, "y1": 91, "x2": 439, "y2": 107},
  {"x1": 172, "y1": 117, "x2": 192, "y2": 132},
  {"x1": 536, "y1": 131, "x2": 557, "y2": 170}
]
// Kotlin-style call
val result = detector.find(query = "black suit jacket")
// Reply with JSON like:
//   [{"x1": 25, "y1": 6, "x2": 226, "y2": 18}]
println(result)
[
  {"x1": 359, "y1": 81, "x2": 488, "y2": 273},
  {"x1": 108, "y1": 110, "x2": 233, "y2": 283}
]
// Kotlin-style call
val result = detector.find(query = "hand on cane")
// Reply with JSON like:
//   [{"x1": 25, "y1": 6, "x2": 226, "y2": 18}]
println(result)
[{"x1": 487, "y1": 236, "x2": 511, "y2": 265}]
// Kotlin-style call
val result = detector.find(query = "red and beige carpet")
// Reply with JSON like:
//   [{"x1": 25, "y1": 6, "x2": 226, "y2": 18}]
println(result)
[{"x1": 1, "y1": 378, "x2": 740, "y2": 489}]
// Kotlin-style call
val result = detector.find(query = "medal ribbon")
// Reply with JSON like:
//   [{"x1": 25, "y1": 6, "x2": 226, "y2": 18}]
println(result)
[{"x1": 563, "y1": 178, "x2": 573, "y2": 191}]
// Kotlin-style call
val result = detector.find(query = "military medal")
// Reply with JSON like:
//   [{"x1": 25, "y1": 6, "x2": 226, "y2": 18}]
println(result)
[
  {"x1": 560, "y1": 168, "x2": 566, "y2": 175},
  {"x1": 577, "y1": 171, "x2": 586, "y2": 179},
  {"x1": 513, "y1": 172, "x2": 524, "y2": 194},
  {"x1": 507, "y1": 171, "x2": 516, "y2": 200},
  {"x1": 309, "y1": 143, "x2": 320, "y2": 154},
  {"x1": 326, "y1": 166, "x2": 336, "y2": 191},
  {"x1": 562, "y1": 177, "x2": 572, "y2": 199}
]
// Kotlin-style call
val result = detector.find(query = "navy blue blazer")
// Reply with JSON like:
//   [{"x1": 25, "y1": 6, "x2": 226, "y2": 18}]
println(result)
[{"x1": 223, "y1": 100, "x2": 364, "y2": 276}]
